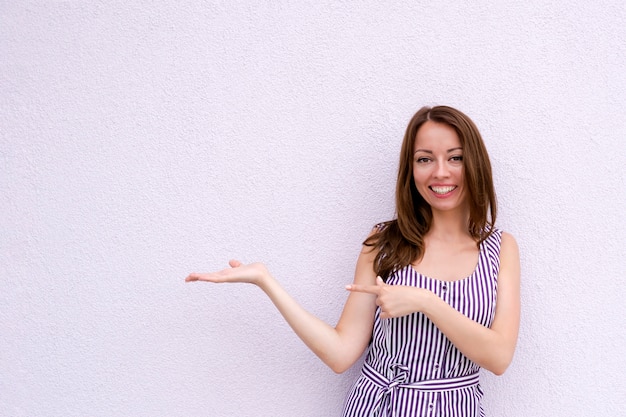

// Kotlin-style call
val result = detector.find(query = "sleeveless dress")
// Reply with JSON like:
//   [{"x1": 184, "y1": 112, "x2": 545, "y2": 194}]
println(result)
[{"x1": 342, "y1": 229, "x2": 503, "y2": 417}]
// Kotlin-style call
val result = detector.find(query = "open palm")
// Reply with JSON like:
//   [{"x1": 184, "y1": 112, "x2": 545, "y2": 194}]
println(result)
[{"x1": 185, "y1": 260, "x2": 268, "y2": 285}]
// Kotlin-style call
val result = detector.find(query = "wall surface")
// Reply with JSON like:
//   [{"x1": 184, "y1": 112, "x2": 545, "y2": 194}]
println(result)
[{"x1": 2, "y1": 1, "x2": 625, "y2": 416}]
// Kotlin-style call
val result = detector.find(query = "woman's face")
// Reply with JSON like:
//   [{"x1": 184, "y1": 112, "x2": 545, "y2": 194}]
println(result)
[{"x1": 412, "y1": 121, "x2": 467, "y2": 214}]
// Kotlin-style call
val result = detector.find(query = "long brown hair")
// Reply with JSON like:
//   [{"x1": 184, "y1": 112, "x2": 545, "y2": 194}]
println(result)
[{"x1": 365, "y1": 105, "x2": 497, "y2": 280}]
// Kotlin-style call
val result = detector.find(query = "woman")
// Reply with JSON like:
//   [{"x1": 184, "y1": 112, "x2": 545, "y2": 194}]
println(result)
[{"x1": 186, "y1": 105, "x2": 520, "y2": 416}]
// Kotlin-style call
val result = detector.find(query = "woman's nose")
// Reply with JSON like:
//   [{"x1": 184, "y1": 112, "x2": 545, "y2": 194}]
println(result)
[{"x1": 434, "y1": 161, "x2": 450, "y2": 178}]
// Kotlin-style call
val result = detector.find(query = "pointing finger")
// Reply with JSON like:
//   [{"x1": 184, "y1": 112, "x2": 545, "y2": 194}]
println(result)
[{"x1": 345, "y1": 284, "x2": 380, "y2": 295}]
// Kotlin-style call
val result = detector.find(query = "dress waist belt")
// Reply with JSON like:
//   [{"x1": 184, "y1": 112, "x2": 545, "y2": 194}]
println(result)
[{"x1": 362, "y1": 362, "x2": 480, "y2": 416}]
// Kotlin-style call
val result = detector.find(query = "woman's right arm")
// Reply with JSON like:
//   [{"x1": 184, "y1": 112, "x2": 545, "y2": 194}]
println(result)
[{"x1": 185, "y1": 243, "x2": 378, "y2": 373}]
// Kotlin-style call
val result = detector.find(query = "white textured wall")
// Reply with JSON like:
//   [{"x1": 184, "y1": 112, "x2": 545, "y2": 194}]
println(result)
[{"x1": 2, "y1": 2, "x2": 625, "y2": 416}]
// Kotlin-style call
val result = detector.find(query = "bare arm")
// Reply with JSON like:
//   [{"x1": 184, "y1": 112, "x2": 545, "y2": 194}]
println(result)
[
  {"x1": 186, "y1": 242, "x2": 379, "y2": 373},
  {"x1": 347, "y1": 232, "x2": 521, "y2": 375}
]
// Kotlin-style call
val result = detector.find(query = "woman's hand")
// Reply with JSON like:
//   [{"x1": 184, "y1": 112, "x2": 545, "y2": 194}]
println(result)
[
  {"x1": 185, "y1": 260, "x2": 269, "y2": 286},
  {"x1": 183, "y1": 232, "x2": 380, "y2": 373},
  {"x1": 346, "y1": 277, "x2": 432, "y2": 319}
]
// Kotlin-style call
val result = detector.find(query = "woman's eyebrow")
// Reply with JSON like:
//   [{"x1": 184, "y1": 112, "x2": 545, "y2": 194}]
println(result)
[{"x1": 414, "y1": 147, "x2": 463, "y2": 155}]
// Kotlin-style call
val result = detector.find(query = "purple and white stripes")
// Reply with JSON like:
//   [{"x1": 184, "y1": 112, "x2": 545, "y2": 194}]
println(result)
[{"x1": 342, "y1": 230, "x2": 502, "y2": 417}]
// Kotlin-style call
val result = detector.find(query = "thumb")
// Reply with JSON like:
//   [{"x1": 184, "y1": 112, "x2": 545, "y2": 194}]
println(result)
[
  {"x1": 229, "y1": 259, "x2": 242, "y2": 268},
  {"x1": 376, "y1": 276, "x2": 385, "y2": 286}
]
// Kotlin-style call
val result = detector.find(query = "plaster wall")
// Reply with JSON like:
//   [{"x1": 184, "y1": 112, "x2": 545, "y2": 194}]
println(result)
[{"x1": 2, "y1": 1, "x2": 625, "y2": 416}]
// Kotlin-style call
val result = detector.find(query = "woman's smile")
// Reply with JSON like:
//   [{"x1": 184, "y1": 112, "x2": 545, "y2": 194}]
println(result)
[{"x1": 429, "y1": 185, "x2": 458, "y2": 196}]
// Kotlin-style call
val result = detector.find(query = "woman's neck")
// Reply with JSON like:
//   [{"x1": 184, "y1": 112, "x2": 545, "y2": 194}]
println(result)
[{"x1": 428, "y1": 207, "x2": 471, "y2": 241}]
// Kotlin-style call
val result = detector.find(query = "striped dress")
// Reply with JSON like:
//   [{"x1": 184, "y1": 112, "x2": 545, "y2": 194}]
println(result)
[{"x1": 342, "y1": 229, "x2": 503, "y2": 417}]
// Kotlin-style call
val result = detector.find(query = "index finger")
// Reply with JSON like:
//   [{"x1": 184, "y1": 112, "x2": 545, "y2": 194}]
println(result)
[{"x1": 345, "y1": 284, "x2": 380, "y2": 295}]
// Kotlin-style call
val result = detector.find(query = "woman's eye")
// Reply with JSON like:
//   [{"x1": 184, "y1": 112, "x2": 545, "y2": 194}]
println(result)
[
  {"x1": 416, "y1": 157, "x2": 430, "y2": 163},
  {"x1": 450, "y1": 155, "x2": 463, "y2": 162}
]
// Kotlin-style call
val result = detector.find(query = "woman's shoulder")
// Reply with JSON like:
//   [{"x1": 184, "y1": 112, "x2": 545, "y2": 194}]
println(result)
[
  {"x1": 484, "y1": 227, "x2": 517, "y2": 242},
  {"x1": 486, "y1": 228, "x2": 519, "y2": 261},
  {"x1": 490, "y1": 228, "x2": 517, "y2": 246},
  {"x1": 362, "y1": 220, "x2": 396, "y2": 249},
  {"x1": 371, "y1": 220, "x2": 396, "y2": 233},
  {"x1": 499, "y1": 231, "x2": 519, "y2": 256}
]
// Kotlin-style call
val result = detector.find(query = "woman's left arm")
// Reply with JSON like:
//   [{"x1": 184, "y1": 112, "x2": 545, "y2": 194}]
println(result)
[{"x1": 347, "y1": 232, "x2": 521, "y2": 375}]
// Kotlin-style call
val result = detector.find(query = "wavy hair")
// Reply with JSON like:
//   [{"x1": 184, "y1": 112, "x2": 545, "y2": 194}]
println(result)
[{"x1": 365, "y1": 105, "x2": 497, "y2": 280}]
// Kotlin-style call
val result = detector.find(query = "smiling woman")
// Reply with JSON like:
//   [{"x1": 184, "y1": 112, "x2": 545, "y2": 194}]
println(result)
[
  {"x1": 186, "y1": 105, "x2": 520, "y2": 417},
  {"x1": 413, "y1": 121, "x2": 467, "y2": 213}
]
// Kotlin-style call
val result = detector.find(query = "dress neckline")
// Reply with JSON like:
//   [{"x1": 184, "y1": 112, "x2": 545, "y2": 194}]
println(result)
[{"x1": 406, "y1": 238, "x2": 486, "y2": 284}]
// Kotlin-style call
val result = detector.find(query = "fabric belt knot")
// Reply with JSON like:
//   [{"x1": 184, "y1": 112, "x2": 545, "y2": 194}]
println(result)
[
  {"x1": 380, "y1": 363, "x2": 409, "y2": 394},
  {"x1": 362, "y1": 362, "x2": 480, "y2": 417}
]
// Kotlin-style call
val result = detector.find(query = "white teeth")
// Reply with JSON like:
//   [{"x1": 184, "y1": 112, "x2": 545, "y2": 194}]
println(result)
[{"x1": 430, "y1": 186, "x2": 456, "y2": 194}]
